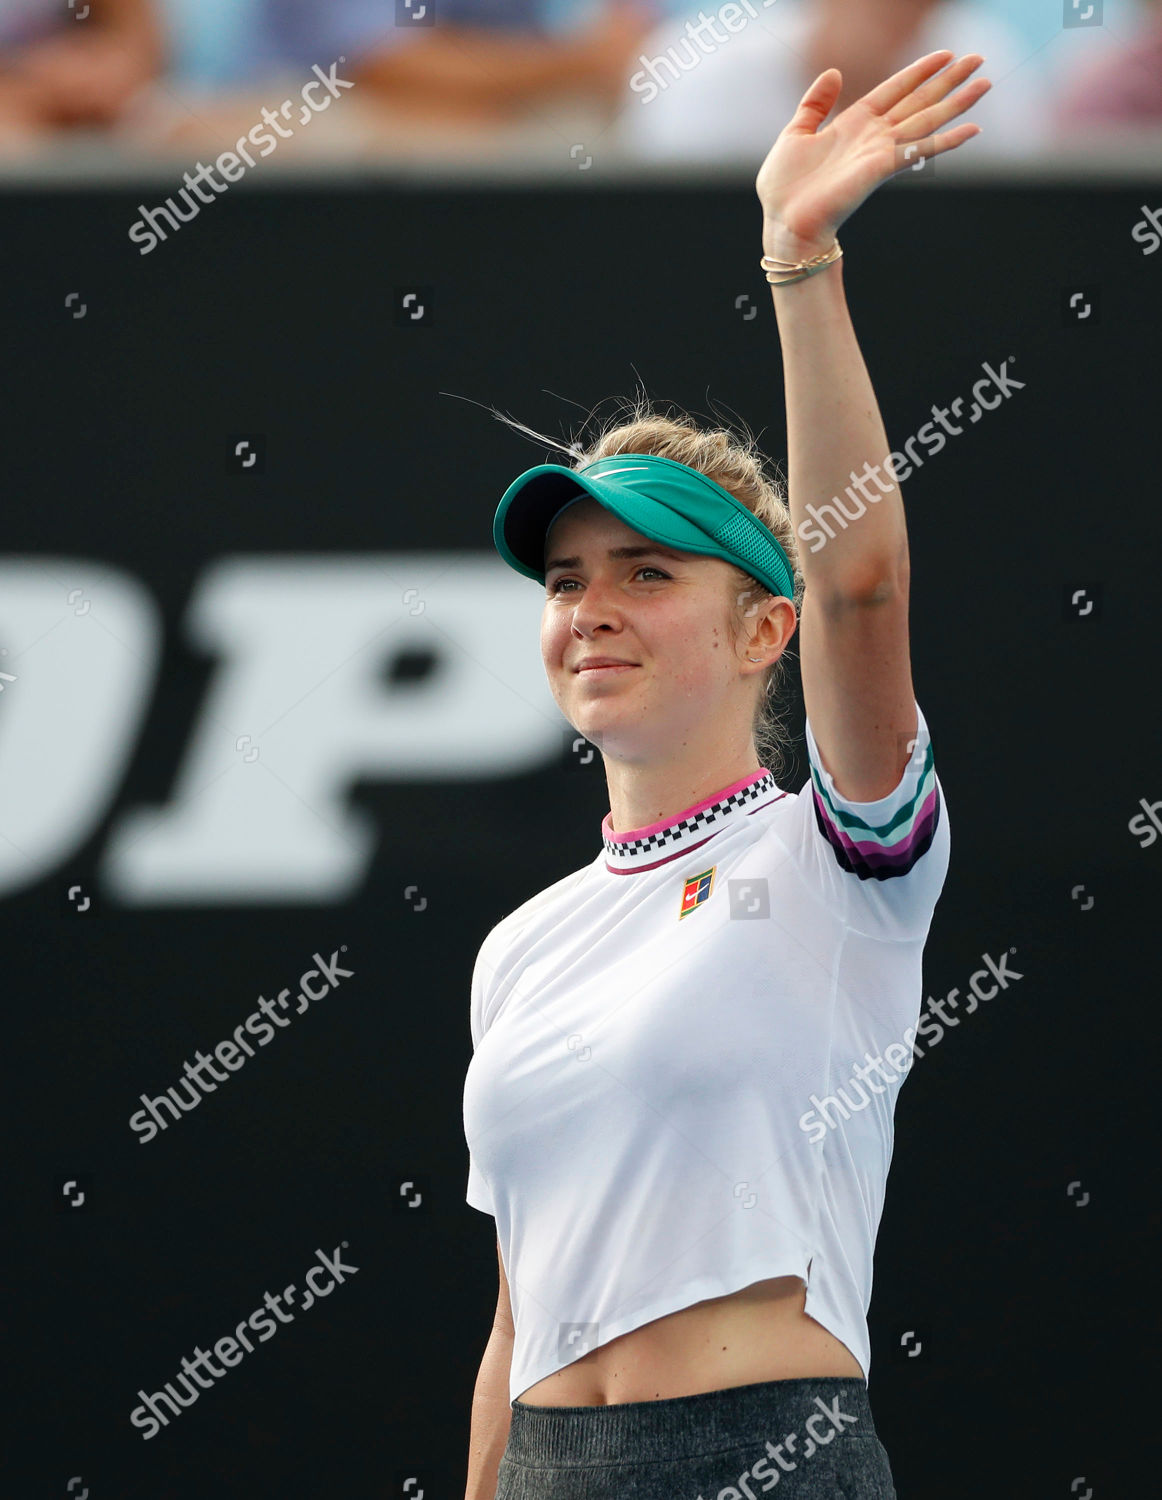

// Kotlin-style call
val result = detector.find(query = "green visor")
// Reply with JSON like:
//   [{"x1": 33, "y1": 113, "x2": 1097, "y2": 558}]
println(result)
[{"x1": 492, "y1": 452, "x2": 795, "y2": 602}]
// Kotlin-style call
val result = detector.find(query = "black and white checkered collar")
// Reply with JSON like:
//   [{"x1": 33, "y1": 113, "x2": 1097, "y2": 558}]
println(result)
[{"x1": 600, "y1": 767, "x2": 782, "y2": 875}]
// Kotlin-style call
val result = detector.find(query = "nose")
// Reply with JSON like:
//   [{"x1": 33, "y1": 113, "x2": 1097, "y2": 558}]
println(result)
[{"x1": 566, "y1": 573, "x2": 625, "y2": 636}]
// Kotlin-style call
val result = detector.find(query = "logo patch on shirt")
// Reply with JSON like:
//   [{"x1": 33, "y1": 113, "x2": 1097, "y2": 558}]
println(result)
[{"x1": 679, "y1": 865, "x2": 716, "y2": 918}]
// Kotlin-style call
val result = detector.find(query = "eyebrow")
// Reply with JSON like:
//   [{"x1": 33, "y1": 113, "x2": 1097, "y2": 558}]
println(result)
[{"x1": 544, "y1": 544, "x2": 685, "y2": 574}]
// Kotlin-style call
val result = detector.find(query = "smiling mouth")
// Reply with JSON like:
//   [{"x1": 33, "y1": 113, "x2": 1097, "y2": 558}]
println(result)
[{"x1": 576, "y1": 664, "x2": 638, "y2": 675}]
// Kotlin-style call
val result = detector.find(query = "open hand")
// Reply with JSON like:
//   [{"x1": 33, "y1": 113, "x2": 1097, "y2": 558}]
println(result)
[{"x1": 756, "y1": 50, "x2": 991, "y2": 264}]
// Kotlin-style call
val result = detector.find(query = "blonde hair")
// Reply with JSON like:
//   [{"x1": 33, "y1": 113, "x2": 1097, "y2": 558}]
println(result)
[{"x1": 487, "y1": 389, "x2": 804, "y2": 782}]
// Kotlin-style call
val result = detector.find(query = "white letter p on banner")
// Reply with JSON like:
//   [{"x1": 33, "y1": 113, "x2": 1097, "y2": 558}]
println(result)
[
  {"x1": 102, "y1": 555, "x2": 562, "y2": 903},
  {"x1": 0, "y1": 559, "x2": 161, "y2": 900}
]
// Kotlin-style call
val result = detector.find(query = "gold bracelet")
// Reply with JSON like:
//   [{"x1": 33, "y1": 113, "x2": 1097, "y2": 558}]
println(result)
[{"x1": 760, "y1": 239, "x2": 843, "y2": 286}]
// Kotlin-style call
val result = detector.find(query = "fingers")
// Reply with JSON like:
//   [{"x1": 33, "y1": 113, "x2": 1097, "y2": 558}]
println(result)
[
  {"x1": 899, "y1": 120, "x2": 983, "y2": 166},
  {"x1": 896, "y1": 75, "x2": 991, "y2": 145},
  {"x1": 786, "y1": 66, "x2": 843, "y2": 134},
  {"x1": 884, "y1": 52, "x2": 984, "y2": 125},
  {"x1": 861, "y1": 49, "x2": 955, "y2": 117}
]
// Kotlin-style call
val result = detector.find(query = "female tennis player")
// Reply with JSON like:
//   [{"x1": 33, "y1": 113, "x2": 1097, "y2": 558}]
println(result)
[{"x1": 463, "y1": 49, "x2": 988, "y2": 1500}]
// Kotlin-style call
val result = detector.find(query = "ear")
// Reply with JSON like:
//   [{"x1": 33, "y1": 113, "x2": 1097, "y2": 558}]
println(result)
[{"x1": 748, "y1": 596, "x2": 798, "y2": 664}]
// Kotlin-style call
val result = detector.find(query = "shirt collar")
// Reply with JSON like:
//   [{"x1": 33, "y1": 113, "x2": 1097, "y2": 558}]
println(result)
[{"x1": 601, "y1": 767, "x2": 783, "y2": 875}]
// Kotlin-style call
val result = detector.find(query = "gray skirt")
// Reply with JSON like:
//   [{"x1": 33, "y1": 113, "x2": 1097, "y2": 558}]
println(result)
[{"x1": 496, "y1": 1376, "x2": 896, "y2": 1499}]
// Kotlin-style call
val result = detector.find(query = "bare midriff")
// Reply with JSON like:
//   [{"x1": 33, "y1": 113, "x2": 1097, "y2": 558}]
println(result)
[{"x1": 515, "y1": 1274, "x2": 864, "y2": 1407}]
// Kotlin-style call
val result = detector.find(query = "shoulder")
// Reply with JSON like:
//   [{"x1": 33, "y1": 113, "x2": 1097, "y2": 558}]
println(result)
[
  {"x1": 469, "y1": 860, "x2": 595, "y2": 1040},
  {"x1": 746, "y1": 703, "x2": 950, "y2": 941},
  {"x1": 476, "y1": 858, "x2": 595, "y2": 961}
]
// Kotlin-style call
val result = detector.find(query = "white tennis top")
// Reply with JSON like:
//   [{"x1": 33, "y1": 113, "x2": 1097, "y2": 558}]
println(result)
[{"x1": 463, "y1": 699, "x2": 949, "y2": 1404}]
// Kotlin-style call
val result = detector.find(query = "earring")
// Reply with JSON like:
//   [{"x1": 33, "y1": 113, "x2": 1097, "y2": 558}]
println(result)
[{"x1": 748, "y1": 656, "x2": 762, "y2": 662}]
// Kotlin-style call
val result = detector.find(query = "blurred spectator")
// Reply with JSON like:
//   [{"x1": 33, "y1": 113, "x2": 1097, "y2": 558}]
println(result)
[
  {"x1": 126, "y1": 0, "x2": 663, "y2": 157},
  {"x1": 5, "y1": 0, "x2": 1153, "y2": 163},
  {"x1": 613, "y1": 0, "x2": 1055, "y2": 160},
  {"x1": 330, "y1": 0, "x2": 661, "y2": 125},
  {"x1": 0, "y1": 0, "x2": 165, "y2": 139},
  {"x1": 0, "y1": 0, "x2": 663, "y2": 157},
  {"x1": 1052, "y1": 0, "x2": 1162, "y2": 133}
]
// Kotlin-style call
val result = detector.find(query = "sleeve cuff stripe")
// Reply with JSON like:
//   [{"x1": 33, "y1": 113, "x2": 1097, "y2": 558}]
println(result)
[
  {"x1": 809, "y1": 736, "x2": 936, "y2": 840},
  {"x1": 812, "y1": 784, "x2": 942, "y2": 880}
]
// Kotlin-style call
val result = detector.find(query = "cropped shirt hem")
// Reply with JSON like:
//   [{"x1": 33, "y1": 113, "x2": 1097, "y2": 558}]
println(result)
[{"x1": 509, "y1": 1249, "x2": 867, "y2": 1405}]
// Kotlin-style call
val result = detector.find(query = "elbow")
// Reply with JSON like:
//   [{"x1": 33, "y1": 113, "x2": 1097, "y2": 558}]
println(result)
[
  {"x1": 806, "y1": 535, "x2": 910, "y2": 610},
  {"x1": 814, "y1": 564, "x2": 908, "y2": 612}
]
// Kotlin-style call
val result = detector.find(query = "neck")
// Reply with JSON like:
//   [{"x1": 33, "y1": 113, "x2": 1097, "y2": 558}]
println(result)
[{"x1": 604, "y1": 744, "x2": 766, "y2": 835}]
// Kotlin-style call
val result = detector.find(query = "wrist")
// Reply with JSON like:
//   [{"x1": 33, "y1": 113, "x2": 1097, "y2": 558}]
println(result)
[{"x1": 761, "y1": 220, "x2": 838, "y2": 266}]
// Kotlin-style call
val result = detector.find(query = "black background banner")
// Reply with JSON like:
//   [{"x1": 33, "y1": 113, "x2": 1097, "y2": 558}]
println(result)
[{"x1": 5, "y1": 173, "x2": 1160, "y2": 1496}]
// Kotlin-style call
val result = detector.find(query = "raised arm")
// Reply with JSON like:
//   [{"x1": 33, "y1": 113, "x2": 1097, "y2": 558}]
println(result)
[{"x1": 755, "y1": 52, "x2": 990, "y2": 802}]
